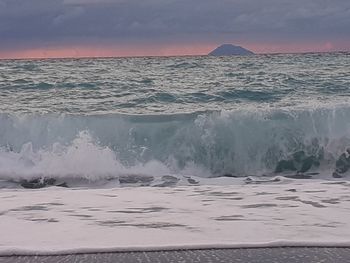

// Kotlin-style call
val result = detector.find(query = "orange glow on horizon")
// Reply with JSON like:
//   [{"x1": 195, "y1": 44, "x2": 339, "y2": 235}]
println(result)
[
  {"x1": 0, "y1": 44, "x2": 215, "y2": 59},
  {"x1": 0, "y1": 41, "x2": 347, "y2": 59}
]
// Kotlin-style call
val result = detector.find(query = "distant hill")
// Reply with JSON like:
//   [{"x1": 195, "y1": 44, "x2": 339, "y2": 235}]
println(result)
[{"x1": 208, "y1": 44, "x2": 254, "y2": 56}]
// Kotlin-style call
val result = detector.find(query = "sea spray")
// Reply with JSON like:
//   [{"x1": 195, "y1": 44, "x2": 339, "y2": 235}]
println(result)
[{"x1": 1, "y1": 105, "x2": 350, "y2": 181}]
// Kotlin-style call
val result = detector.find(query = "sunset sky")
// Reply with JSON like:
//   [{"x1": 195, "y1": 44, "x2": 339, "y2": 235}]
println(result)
[{"x1": 0, "y1": 0, "x2": 349, "y2": 59}]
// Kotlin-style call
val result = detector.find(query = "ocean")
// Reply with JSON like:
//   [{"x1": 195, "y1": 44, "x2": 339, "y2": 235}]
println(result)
[
  {"x1": 1, "y1": 52, "x2": 350, "y2": 185},
  {"x1": 1, "y1": 53, "x2": 350, "y2": 255}
]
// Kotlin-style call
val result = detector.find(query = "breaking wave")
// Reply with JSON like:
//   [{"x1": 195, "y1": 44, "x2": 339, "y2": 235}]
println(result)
[{"x1": 1, "y1": 105, "x2": 350, "y2": 183}]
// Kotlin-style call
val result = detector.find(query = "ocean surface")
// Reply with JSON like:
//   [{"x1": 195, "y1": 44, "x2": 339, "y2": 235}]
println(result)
[
  {"x1": 1, "y1": 53, "x2": 350, "y2": 256},
  {"x1": 0, "y1": 52, "x2": 350, "y2": 187}
]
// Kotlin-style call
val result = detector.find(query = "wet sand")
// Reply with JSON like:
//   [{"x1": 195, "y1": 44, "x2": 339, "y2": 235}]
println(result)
[{"x1": 1, "y1": 247, "x2": 350, "y2": 263}]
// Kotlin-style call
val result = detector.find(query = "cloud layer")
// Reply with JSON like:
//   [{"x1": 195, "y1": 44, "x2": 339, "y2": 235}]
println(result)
[{"x1": 0, "y1": 0, "x2": 349, "y2": 56}]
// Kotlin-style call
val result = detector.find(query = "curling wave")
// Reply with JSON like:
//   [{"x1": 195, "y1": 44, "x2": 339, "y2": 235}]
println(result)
[{"x1": 1, "y1": 105, "x2": 350, "y2": 183}]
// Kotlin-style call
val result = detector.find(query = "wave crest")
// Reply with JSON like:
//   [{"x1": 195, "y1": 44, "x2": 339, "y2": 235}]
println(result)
[{"x1": 1, "y1": 106, "x2": 350, "y2": 181}]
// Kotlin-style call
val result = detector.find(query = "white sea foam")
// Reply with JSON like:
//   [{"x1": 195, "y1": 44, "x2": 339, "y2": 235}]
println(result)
[
  {"x1": 0, "y1": 181, "x2": 349, "y2": 255},
  {"x1": 0, "y1": 130, "x2": 177, "y2": 182}
]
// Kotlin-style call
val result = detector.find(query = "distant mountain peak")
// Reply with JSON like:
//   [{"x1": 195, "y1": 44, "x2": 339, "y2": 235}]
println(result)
[{"x1": 209, "y1": 44, "x2": 254, "y2": 56}]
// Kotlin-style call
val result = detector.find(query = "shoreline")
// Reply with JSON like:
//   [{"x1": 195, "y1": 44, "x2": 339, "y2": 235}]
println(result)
[
  {"x1": 1, "y1": 247, "x2": 350, "y2": 263},
  {"x1": 2, "y1": 242, "x2": 350, "y2": 257}
]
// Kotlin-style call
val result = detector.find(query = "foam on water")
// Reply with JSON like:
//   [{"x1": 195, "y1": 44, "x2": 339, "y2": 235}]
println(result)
[
  {"x1": 1, "y1": 104, "x2": 350, "y2": 184},
  {"x1": 0, "y1": 130, "x2": 175, "y2": 183},
  {"x1": 1, "y1": 181, "x2": 350, "y2": 255}
]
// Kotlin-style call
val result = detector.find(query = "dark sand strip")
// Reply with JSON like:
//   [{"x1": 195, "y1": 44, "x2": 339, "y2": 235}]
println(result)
[{"x1": 1, "y1": 247, "x2": 350, "y2": 263}]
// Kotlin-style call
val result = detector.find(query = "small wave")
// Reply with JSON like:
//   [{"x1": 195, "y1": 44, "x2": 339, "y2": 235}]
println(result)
[{"x1": 167, "y1": 61, "x2": 202, "y2": 69}]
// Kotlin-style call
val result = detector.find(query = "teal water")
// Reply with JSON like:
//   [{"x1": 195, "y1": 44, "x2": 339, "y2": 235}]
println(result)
[
  {"x1": 0, "y1": 53, "x2": 349, "y2": 114},
  {"x1": 0, "y1": 53, "x2": 350, "y2": 184}
]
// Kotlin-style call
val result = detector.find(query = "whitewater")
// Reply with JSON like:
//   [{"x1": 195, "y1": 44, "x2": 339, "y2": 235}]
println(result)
[{"x1": 1, "y1": 52, "x2": 350, "y2": 255}]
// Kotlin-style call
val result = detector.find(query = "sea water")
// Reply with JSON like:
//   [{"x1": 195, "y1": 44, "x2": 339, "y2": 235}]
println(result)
[
  {"x1": 0, "y1": 52, "x2": 349, "y2": 185},
  {"x1": 1, "y1": 53, "x2": 350, "y2": 255}
]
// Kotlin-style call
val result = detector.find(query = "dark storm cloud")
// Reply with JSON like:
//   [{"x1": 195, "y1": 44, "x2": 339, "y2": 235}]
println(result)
[{"x1": 0, "y1": 0, "x2": 349, "y2": 49}]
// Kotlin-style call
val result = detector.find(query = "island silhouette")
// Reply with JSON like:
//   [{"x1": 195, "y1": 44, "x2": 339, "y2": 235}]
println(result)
[{"x1": 209, "y1": 44, "x2": 254, "y2": 56}]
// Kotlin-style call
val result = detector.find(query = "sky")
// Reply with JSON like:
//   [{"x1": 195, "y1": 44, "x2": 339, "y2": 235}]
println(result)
[{"x1": 0, "y1": 0, "x2": 349, "y2": 58}]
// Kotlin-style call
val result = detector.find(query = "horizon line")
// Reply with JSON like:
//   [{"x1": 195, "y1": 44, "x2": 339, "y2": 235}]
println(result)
[{"x1": 0, "y1": 50, "x2": 348, "y2": 61}]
